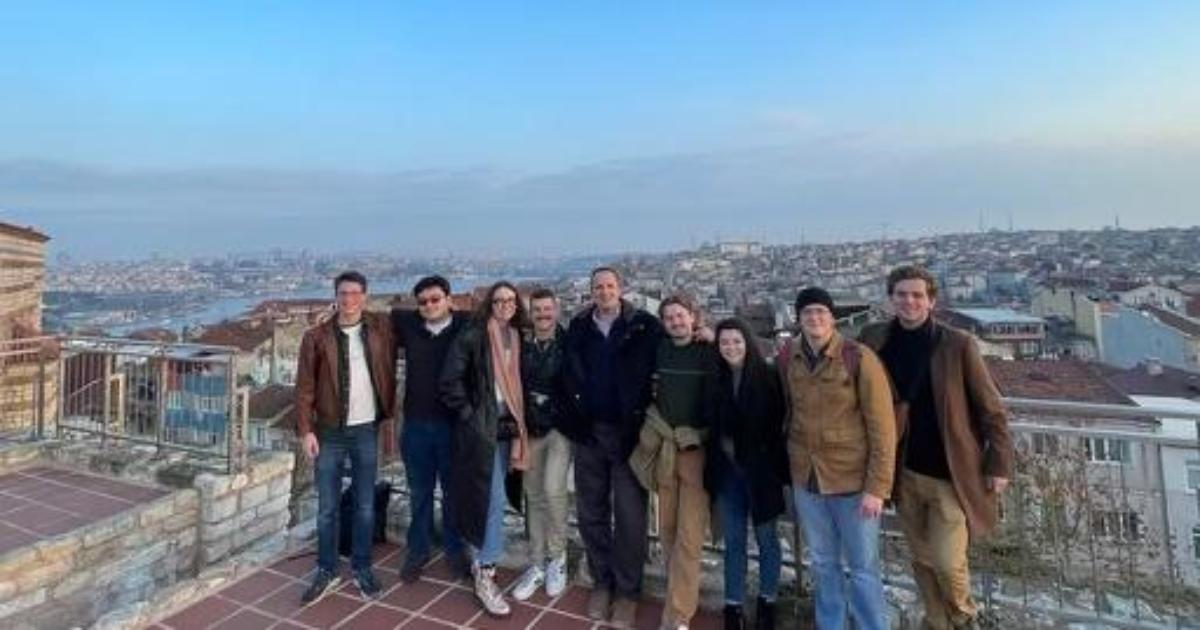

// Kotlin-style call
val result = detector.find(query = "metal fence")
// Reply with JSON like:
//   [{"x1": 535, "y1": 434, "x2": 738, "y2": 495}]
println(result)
[
  {"x1": 877, "y1": 397, "x2": 1200, "y2": 628},
  {"x1": 1, "y1": 336, "x2": 250, "y2": 473},
  {"x1": 7, "y1": 335, "x2": 1200, "y2": 625}
]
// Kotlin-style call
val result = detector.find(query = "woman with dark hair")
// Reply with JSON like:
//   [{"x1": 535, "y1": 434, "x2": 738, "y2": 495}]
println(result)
[
  {"x1": 707, "y1": 318, "x2": 788, "y2": 630},
  {"x1": 440, "y1": 281, "x2": 530, "y2": 618}
]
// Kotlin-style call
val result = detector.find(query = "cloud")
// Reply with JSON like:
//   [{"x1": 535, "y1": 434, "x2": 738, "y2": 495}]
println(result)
[{"x1": 3, "y1": 134, "x2": 1197, "y2": 259}]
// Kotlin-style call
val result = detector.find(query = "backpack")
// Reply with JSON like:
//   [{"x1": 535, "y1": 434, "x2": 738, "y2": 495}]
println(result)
[{"x1": 776, "y1": 336, "x2": 861, "y2": 380}]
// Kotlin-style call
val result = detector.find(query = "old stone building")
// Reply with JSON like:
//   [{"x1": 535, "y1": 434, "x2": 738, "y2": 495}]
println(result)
[{"x1": 0, "y1": 221, "x2": 49, "y2": 341}]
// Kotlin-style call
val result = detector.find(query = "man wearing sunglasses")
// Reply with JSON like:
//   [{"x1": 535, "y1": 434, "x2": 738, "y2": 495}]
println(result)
[{"x1": 391, "y1": 275, "x2": 471, "y2": 582}]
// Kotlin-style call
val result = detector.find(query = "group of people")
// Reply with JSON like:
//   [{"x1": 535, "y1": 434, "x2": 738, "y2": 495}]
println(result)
[{"x1": 294, "y1": 264, "x2": 1013, "y2": 630}]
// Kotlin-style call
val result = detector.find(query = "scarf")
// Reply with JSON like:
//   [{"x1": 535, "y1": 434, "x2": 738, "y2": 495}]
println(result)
[{"x1": 488, "y1": 318, "x2": 530, "y2": 470}]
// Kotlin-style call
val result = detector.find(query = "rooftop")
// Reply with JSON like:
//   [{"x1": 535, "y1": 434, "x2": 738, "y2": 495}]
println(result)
[
  {"x1": 950, "y1": 307, "x2": 1045, "y2": 325},
  {"x1": 986, "y1": 357, "x2": 1134, "y2": 405},
  {"x1": 0, "y1": 221, "x2": 50, "y2": 243}
]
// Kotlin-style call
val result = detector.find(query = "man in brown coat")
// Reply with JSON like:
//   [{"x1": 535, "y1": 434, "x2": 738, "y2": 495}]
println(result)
[
  {"x1": 295, "y1": 271, "x2": 396, "y2": 603},
  {"x1": 859, "y1": 266, "x2": 1013, "y2": 630}
]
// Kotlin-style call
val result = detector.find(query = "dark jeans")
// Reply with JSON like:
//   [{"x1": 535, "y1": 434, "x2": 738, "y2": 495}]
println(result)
[
  {"x1": 401, "y1": 418, "x2": 463, "y2": 561},
  {"x1": 315, "y1": 423, "x2": 378, "y2": 573},
  {"x1": 716, "y1": 461, "x2": 781, "y2": 604},
  {"x1": 574, "y1": 422, "x2": 648, "y2": 598}
]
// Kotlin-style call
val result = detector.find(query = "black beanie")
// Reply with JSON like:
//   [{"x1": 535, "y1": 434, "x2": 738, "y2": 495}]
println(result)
[{"x1": 795, "y1": 287, "x2": 834, "y2": 314}]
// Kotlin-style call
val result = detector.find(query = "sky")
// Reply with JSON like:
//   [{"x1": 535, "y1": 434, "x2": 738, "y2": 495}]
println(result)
[{"x1": 1, "y1": 2, "x2": 1198, "y2": 259}]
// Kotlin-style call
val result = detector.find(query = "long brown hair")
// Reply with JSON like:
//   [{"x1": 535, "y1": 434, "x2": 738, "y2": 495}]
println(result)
[{"x1": 472, "y1": 281, "x2": 529, "y2": 329}]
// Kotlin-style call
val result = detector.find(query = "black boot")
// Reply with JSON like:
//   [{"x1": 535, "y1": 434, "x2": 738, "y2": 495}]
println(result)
[
  {"x1": 723, "y1": 604, "x2": 744, "y2": 630},
  {"x1": 754, "y1": 596, "x2": 775, "y2": 630}
]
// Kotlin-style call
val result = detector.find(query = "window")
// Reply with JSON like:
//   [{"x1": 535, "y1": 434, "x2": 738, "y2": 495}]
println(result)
[
  {"x1": 1194, "y1": 526, "x2": 1200, "y2": 560},
  {"x1": 1189, "y1": 467, "x2": 1200, "y2": 492},
  {"x1": 1092, "y1": 511, "x2": 1142, "y2": 542},
  {"x1": 1085, "y1": 438, "x2": 1131, "y2": 464},
  {"x1": 1032, "y1": 433, "x2": 1060, "y2": 456}
]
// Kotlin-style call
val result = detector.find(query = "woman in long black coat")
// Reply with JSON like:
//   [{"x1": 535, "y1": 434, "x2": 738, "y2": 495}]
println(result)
[
  {"x1": 706, "y1": 318, "x2": 788, "y2": 630},
  {"x1": 440, "y1": 281, "x2": 530, "y2": 618}
]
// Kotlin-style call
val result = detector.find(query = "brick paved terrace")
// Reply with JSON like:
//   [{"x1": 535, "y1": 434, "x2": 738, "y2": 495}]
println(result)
[
  {"x1": 150, "y1": 543, "x2": 726, "y2": 630},
  {"x1": 0, "y1": 465, "x2": 169, "y2": 555}
]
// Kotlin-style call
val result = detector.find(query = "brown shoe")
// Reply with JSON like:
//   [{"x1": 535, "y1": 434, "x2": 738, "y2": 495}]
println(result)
[
  {"x1": 587, "y1": 588, "x2": 611, "y2": 621},
  {"x1": 611, "y1": 596, "x2": 638, "y2": 629}
]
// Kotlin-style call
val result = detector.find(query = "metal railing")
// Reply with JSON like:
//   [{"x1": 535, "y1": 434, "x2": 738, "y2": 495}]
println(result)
[
  {"x1": 1, "y1": 336, "x2": 250, "y2": 473},
  {"x1": 875, "y1": 397, "x2": 1200, "y2": 628},
  {"x1": 7, "y1": 334, "x2": 1200, "y2": 625}
]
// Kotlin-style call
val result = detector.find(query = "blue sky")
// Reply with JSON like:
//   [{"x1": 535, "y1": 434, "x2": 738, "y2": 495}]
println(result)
[{"x1": 2, "y1": 2, "x2": 1198, "y2": 258}]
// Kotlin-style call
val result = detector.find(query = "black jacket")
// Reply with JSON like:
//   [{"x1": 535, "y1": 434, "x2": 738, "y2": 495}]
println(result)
[
  {"x1": 439, "y1": 322, "x2": 525, "y2": 547},
  {"x1": 706, "y1": 360, "x2": 790, "y2": 525},
  {"x1": 521, "y1": 325, "x2": 566, "y2": 438},
  {"x1": 562, "y1": 300, "x2": 663, "y2": 455},
  {"x1": 392, "y1": 309, "x2": 468, "y2": 422}
]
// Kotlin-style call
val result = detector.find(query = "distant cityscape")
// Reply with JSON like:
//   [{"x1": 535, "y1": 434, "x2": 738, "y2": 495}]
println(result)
[{"x1": 45, "y1": 226, "x2": 1200, "y2": 352}]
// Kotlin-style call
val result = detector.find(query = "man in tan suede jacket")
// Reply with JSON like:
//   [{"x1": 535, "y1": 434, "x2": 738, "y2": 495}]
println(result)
[{"x1": 783, "y1": 287, "x2": 895, "y2": 630}]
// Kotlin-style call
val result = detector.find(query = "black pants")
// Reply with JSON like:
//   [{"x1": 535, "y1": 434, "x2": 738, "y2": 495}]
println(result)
[{"x1": 573, "y1": 422, "x2": 648, "y2": 598}]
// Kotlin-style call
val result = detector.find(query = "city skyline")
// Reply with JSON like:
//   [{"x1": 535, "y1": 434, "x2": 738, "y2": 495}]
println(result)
[{"x1": 3, "y1": 2, "x2": 1198, "y2": 258}]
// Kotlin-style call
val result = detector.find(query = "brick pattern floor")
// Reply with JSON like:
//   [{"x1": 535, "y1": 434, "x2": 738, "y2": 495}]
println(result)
[
  {"x1": 150, "y1": 543, "x2": 724, "y2": 630},
  {"x1": 0, "y1": 465, "x2": 170, "y2": 556}
]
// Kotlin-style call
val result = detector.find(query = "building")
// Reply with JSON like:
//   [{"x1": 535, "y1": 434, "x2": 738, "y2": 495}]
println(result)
[
  {"x1": 247, "y1": 383, "x2": 297, "y2": 452},
  {"x1": 987, "y1": 358, "x2": 1179, "y2": 582},
  {"x1": 939, "y1": 307, "x2": 1046, "y2": 359},
  {"x1": 717, "y1": 240, "x2": 763, "y2": 256},
  {"x1": 191, "y1": 318, "x2": 307, "y2": 386},
  {"x1": 1111, "y1": 282, "x2": 1188, "y2": 313},
  {"x1": 1130, "y1": 396, "x2": 1200, "y2": 585},
  {"x1": 1099, "y1": 303, "x2": 1200, "y2": 372},
  {"x1": 0, "y1": 221, "x2": 53, "y2": 434},
  {"x1": 0, "y1": 221, "x2": 50, "y2": 341}
]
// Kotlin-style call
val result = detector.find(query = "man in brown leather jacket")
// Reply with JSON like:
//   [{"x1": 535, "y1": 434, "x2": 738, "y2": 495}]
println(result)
[{"x1": 295, "y1": 271, "x2": 396, "y2": 603}]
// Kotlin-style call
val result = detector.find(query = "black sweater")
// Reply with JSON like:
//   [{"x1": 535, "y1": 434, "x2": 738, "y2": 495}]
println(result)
[
  {"x1": 392, "y1": 309, "x2": 467, "y2": 423},
  {"x1": 878, "y1": 318, "x2": 950, "y2": 480}
]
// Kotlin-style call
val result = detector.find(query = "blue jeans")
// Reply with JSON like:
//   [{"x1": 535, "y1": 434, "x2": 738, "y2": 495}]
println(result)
[
  {"x1": 315, "y1": 424, "x2": 378, "y2": 573},
  {"x1": 794, "y1": 488, "x2": 886, "y2": 630},
  {"x1": 476, "y1": 441, "x2": 509, "y2": 565},
  {"x1": 717, "y1": 464, "x2": 781, "y2": 605},
  {"x1": 401, "y1": 419, "x2": 463, "y2": 561}
]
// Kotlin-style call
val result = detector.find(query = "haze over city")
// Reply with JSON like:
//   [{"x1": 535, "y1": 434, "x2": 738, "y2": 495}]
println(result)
[{"x1": 2, "y1": 2, "x2": 1198, "y2": 258}]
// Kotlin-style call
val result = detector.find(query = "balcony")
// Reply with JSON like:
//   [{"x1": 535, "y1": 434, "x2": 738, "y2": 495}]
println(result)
[{"x1": 3, "y1": 336, "x2": 1200, "y2": 627}]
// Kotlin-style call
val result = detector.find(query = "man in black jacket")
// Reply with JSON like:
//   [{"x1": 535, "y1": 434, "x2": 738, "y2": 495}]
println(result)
[
  {"x1": 391, "y1": 275, "x2": 470, "y2": 582},
  {"x1": 562, "y1": 267, "x2": 663, "y2": 628},
  {"x1": 511, "y1": 288, "x2": 573, "y2": 602}
]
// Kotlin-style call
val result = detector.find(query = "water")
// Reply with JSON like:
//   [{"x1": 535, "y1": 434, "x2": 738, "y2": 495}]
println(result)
[{"x1": 103, "y1": 275, "x2": 536, "y2": 335}]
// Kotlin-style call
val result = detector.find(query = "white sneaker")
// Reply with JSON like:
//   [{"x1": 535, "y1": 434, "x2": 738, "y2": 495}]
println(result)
[
  {"x1": 511, "y1": 564, "x2": 545, "y2": 601},
  {"x1": 473, "y1": 563, "x2": 511, "y2": 617},
  {"x1": 545, "y1": 553, "x2": 567, "y2": 597}
]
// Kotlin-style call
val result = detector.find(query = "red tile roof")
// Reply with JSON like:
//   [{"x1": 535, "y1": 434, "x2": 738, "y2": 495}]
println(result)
[
  {"x1": 248, "y1": 384, "x2": 297, "y2": 430},
  {"x1": 985, "y1": 357, "x2": 1135, "y2": 405},
  {"x1": 1140, "y1": 304, "x2": 1200, "y2": 338},
  {"x1": 193, "y1": 319, "x2": 274, "y2": 352}
]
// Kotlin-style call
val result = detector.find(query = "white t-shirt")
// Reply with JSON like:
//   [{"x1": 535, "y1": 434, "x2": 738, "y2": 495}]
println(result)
[{"x1": 342, "y1": 323, "x2": 377, "y2": 426}]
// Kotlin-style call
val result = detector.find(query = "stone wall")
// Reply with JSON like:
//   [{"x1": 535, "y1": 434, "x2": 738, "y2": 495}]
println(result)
[
  {"x1": 0, "y1": 488, "x2": 198, "y2": 628},
  {"x1": 0, "y1": 222, "x2": 48, "y2": 342},
  {"x1": 0, "y1": 441, "x2": 294, "y2": 629},
  {"x1": 0, "y1": 360, "x2": 58, "y2": 435},
  {"x1": 193, "y1": 452, "x2": 294, "y2": 566}
]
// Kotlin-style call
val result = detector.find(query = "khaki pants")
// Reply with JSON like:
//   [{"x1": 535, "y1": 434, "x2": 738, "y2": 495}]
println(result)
[
  {"x1": 898, "y1": 469, "x2": 978, "y2": 630},
  {"x1": 657, "y1": 447, "x2": 709, "y2": 625},
  {"x1": 523, "y1": 430, "x2": 572, "y2": 564}
]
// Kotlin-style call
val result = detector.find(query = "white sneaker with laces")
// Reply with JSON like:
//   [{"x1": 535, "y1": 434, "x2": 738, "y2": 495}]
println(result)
[
  {"x1": 545, "y1": 553, "x2": 567, "y2": 597},
  {"x1": 473, "y1": 563, "x2": 511, "y2": 617},
  {"x1": 511, "y1": 564, "x2": 545, "y2": 601}
]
